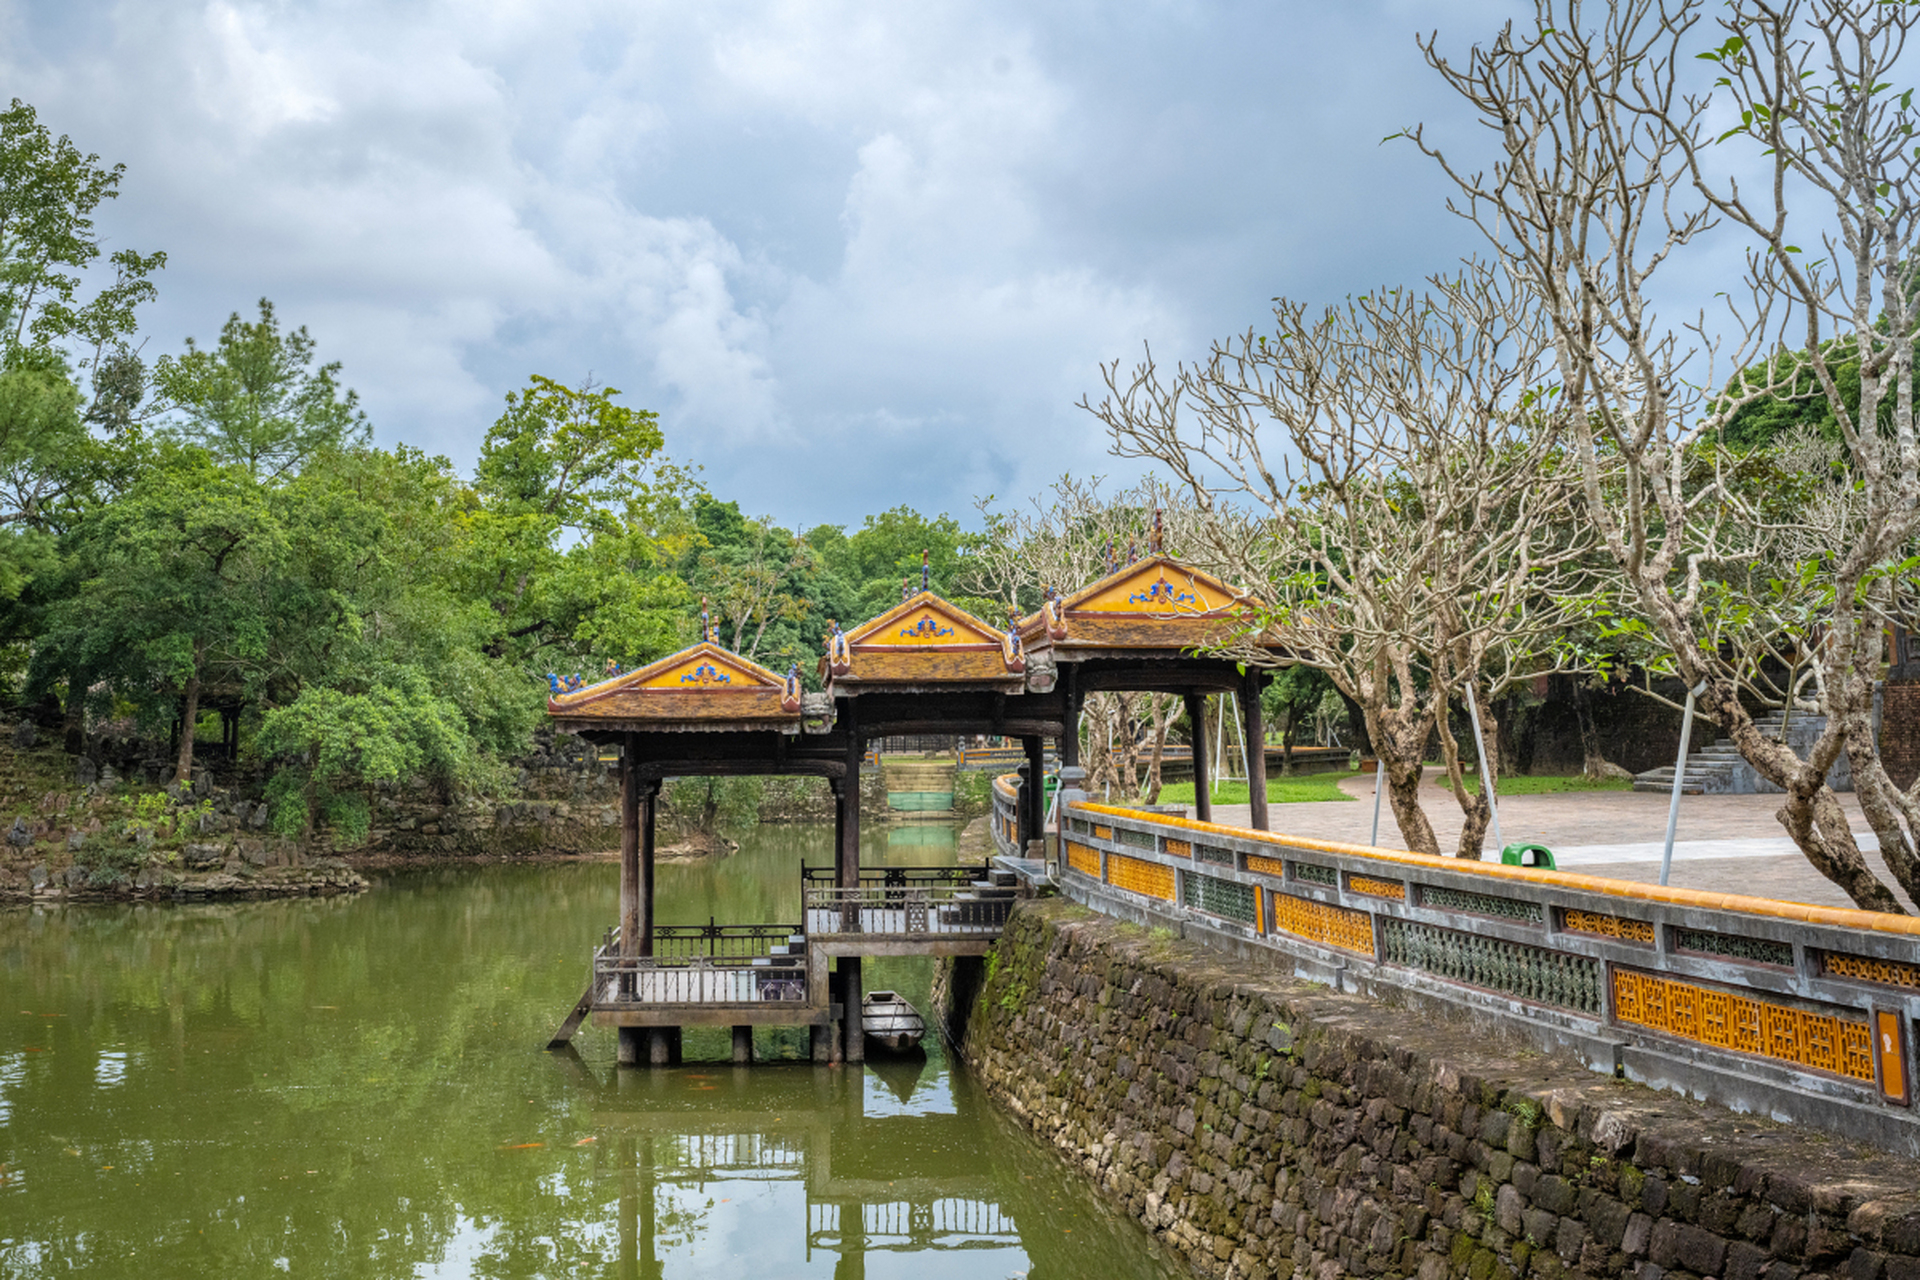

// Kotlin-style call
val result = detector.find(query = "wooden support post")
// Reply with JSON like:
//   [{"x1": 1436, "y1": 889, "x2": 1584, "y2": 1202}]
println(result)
[
  {"x1": 1024, "y1": 735, "x2": 1046, "y2": 853},
  {"x1": 640, "y1": 779, "x2": 658, "y2": 957},
  {"x1": 619, "y1": 738, "x2": 640, "y2": 995},
  {"x1": 1242, "y1": 670, "x2": 1269, "y2": 831},
  {"x1": 1014, "y1": 759, "x2": 1032, "y2": 850},
  {"x1": 840, "y1": 702, "x2": 862, "y2": 890},
  {"x1": 842, "y1": 957, "x2": 864, "y2": 1063},
  {"x1": 1185, "y1": 692, "x2": 1212, "y2": 823},
  {"x1": 732, "y1": 1025, "x2": 753, "y2": 1064}
]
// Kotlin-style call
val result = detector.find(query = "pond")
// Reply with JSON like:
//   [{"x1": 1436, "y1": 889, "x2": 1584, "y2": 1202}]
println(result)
[{"x1": 0, "y1": 820, "x2": 1182, "y2": 1278}]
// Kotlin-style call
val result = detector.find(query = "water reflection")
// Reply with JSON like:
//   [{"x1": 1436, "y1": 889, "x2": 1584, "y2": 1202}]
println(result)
[{"x1": 0, "y1": 821, "x2": 1178, "y2": 1278}]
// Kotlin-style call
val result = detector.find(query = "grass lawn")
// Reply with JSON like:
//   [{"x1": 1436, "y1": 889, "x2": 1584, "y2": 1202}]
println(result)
[
  {"x1": 1151, "y1": 774, "x2": 1356, "y2": 805},
  {"x1": 1455, "y1": 774, "x2": 1636, "y2": 797}
]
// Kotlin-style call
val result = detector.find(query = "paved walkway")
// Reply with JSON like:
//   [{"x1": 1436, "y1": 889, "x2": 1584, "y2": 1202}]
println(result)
[{"x1": 1193, "y1": 770, "x2": 1912, "y2": 913}]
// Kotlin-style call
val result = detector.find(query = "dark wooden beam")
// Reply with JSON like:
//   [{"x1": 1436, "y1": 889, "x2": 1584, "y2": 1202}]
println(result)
[
  {"x1": 1242, "y1": 669, "x2": 1269, "y2": 832},
  {"x1": 1185, "y1": 692, "x2": 1212, "y2": 823}
]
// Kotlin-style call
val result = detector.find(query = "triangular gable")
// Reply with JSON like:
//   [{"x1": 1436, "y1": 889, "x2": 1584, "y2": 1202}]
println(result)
[
  {"x1": 846, "y1": 592, "x2": 1005, "y2": 649},
  {"x1": 548, "y1": 642, "x2": 784, "y2": 711},
  {"x1": 630, "y1": 643, "x2": 784, "y2": 689},
  {"x1": 1062, "y1": 556, "x2": 1244, "y2": 617}
]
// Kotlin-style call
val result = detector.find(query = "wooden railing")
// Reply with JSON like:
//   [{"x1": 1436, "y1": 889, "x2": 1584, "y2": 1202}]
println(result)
[{"x1": 1025, "y1": 796, "x2": 1920, "y2": 1143}]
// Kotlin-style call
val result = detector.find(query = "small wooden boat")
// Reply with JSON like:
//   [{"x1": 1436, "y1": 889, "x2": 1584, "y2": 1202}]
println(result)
[{"x1": 861, "y1": 990, "x2": 926, "y2": 1052}]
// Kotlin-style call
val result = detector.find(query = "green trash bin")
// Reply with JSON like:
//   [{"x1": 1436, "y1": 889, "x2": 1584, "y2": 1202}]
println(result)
[{"x1": 1501, "y1": 843, "x2": 1556, "y2": 870}]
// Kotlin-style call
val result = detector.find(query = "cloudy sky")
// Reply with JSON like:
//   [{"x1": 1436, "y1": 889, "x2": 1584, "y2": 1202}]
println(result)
[{"x1": 2, "y1": 0, "x2": 1521, "y2": 529}]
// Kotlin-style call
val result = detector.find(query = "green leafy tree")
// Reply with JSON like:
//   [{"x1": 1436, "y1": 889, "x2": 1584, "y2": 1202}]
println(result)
[
  {"x1": 43, "y1": 446, "x2": 285, "y2": 780},
  {"x1": 152, "y1": 299, "x2": 368, "y2": 480},
  {"x1": 255, "y1": 670, "x2": 475, "y2": 840},
  {"x1": 467, "y1": 375, "x2": 698, "y2": 670}
]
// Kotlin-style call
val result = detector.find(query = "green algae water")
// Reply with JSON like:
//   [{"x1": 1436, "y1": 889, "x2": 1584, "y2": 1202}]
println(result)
[{"x1": 0, "y1": 822, "x2": 1178, "y2": 1278}]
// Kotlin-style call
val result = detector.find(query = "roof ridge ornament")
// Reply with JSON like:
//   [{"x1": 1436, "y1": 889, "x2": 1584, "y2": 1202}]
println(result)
[
  {"x1": 1150, "y1": 503, "x2": 1164, "y2": 555},
  {"x1": 826, "y1": 619, "x2": 852, "y2": 678},
  {"x1": 1042, "y1": 584, "x2": 1068, "y2": 641},
  {"x1": 921, "y1": 548, "x2": 930, "y2": 594},
  {"x1": 1002, "y1": 605, "x2": 1026, "y2": 672},
  {"x1": 781, "y1": 661, "x2": 803, "y2": 713},
  {"x1": 700, "y1": 596, "x2": 714, "y2": 646},
  {"x1": 1105, "y1": 538, "x2": 1116, "y2": 576}
]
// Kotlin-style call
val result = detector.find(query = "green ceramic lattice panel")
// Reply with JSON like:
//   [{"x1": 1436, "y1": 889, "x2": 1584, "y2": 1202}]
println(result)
[
  {"x1": 1181, "y1": 870, "x2": 1257, "y2": 925},
  {"x1": 1380, "y1": 919, "x2": 1601, "y2": 1014},
  {"x1": 1672, "y1": 927, "x2": 1794, "y2": 968},
  {"x1": 1195, "y1": 843, "x2": 1235, "y2": 866},
  {"x1": 1117, "y1": 827, "x2": 1156, "y2": 850},
  {"x1": 1420, "y1": 884, "x2": 1544, "y2": 924},
  {"x1": 1293, "y1": 862, "x2": 1338, "y2": 887}
]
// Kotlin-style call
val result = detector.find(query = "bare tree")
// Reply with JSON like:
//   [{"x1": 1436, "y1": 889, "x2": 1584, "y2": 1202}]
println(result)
[
  {"x1": 1413, "y1": 0, "x2": 1920, "y2": 909},
  {"x1": 1087, "y1": 266, "x2": 1594, "y2": 857},
  {"x1": 967, "y1": 475, "x2": 1211, "y2": 798}
]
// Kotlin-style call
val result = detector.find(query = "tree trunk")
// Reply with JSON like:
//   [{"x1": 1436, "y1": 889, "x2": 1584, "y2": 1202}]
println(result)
[
  {"x1": 1570, "y1": 679, "x2": 1606, "y2": 780},
  {"x1": 1372, "y1": 706, "x2": 1440, "y2": 856},
  {"x1": 1143, "y1": 694, "x2": 1171, "y2": 804},
  {"x1": 175, "y1": 645, "x2": 205, "y2": 784}
]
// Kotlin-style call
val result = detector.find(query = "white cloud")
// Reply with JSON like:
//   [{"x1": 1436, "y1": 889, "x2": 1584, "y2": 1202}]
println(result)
[{"x1": 0, "y1": 0, "x2": 1518, "y2": 527}]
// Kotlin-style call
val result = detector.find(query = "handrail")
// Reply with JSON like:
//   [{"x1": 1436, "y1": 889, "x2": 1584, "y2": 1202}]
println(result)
[
  {"x1": 798, "y1": 864, "x2": 984, "y2": 887},
  {"x1": 1045, "y1": 793, "x2": 1920, "y2": 1139},
  {"x1": 1068, "y1": 799, "x2": 1920, "y2": 937}
]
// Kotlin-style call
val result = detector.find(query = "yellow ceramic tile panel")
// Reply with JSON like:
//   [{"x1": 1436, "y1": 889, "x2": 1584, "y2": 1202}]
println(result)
[
  {"x1": 1106, "y1": 853, "x2": 1175, "y2": 901},
  {"x1": 1270, "y1": 891, "x2": 1376, "y2": 957},
  {"x1": 1612, "y1": 969, "x2": 1874, "y2": 1083},
  {"x1": 1348, "y1": 875, "x2": 1406, "y2": 902},
  {"x1": 1065, "y1": 841, "x2": 1100, "y2": 878},
  {"x1": 1563, "y1": 910, "x2": 1656, "y2": 943}
]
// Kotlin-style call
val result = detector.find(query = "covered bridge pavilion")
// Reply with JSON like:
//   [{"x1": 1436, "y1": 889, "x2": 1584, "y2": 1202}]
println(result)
[{"x1": 543, "y1": 550, "x2": 1289, "y2": 1066}]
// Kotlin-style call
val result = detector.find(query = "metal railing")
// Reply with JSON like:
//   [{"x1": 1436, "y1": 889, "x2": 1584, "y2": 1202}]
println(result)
[
  {"x1": 800, "y1": 864, "x2": 985, "y2": 890},
  {"x1": 1036, "y1": 796, "x2": 1920, "y2": 1146},
  {"x1": 592, "y1": 924, "x2": 807, "y2": 1005},
  {"x1": 803, "y1": 884, "x2": 1011, "y2": 937},
  {"x1": 647, "y1": 920, "x2": 803, "y2": 959}
]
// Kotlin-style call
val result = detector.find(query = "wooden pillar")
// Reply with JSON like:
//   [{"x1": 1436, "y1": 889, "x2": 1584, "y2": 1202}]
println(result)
[
  {"x1": 842, "y1": 957, "x2": 864, "y2": 1063},
  {"x1": 620, "y1": 739, "x2": 640, "y2": 963},
  {"x1": 1014, "y1": 760, "x2": 1033, "y2": 849},
  {"x1": 840, "y1": 703, "x2": 862, "y2": 890},
  {"x1": 640, "y1": 779, "x2": 658, "y2": 957},
  {"x1": 1185, "y1": 692, "x2": 1212, "y2": 823},
  {"x1": 840, "y1": 705, "x2": 864, "y2": 1064},
  {"x1": 1243, "y1": 670, "x2": 1270, "y2": 831},
  {"x1": 1023, "y1": 736, "x2": 1046, "y2": 852}
]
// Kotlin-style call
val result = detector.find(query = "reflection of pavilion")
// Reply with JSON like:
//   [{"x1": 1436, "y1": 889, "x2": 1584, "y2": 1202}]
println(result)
[{"x1": 589, "y1": 1064, "x2": 1021, "y2": 1278}]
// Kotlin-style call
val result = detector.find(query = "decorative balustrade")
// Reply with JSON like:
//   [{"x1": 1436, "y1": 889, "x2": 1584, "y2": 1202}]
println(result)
[
  {"x1": 1031, "y1": 798, "x2": 1920, "y2": 1130},
  {"x1": 992, "y1": 773, "x2": 1020, "y2": 851},
  {"x1": 648, "y1": 921, "x2": 804, "y2": 960},
  {"x1": 593, "y1": 926, "x2": 806, "y2": 1006},
  {"x1": 804, "y1": 885, "x2": 1012, "y2": 937}
]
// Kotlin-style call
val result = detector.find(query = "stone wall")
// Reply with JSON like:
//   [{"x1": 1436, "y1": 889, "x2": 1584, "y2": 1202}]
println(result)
[{"x1": 944, "y1": 900, "x2": 1920, "y2": 1280}]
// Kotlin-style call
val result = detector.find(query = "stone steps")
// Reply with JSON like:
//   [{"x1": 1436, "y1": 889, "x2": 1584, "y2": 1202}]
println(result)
[{"x1": 1630, "y1": 712, "x2": 1796, "y2": 793}]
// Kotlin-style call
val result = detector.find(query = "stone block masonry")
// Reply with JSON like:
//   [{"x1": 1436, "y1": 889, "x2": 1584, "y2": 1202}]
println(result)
[
  {"x1": 1884, "y1": 681, "x2": 1920, "y2": 790},
  {"x1": 943, "y1": 900, "x2": 1920, "y2": 1280}
]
